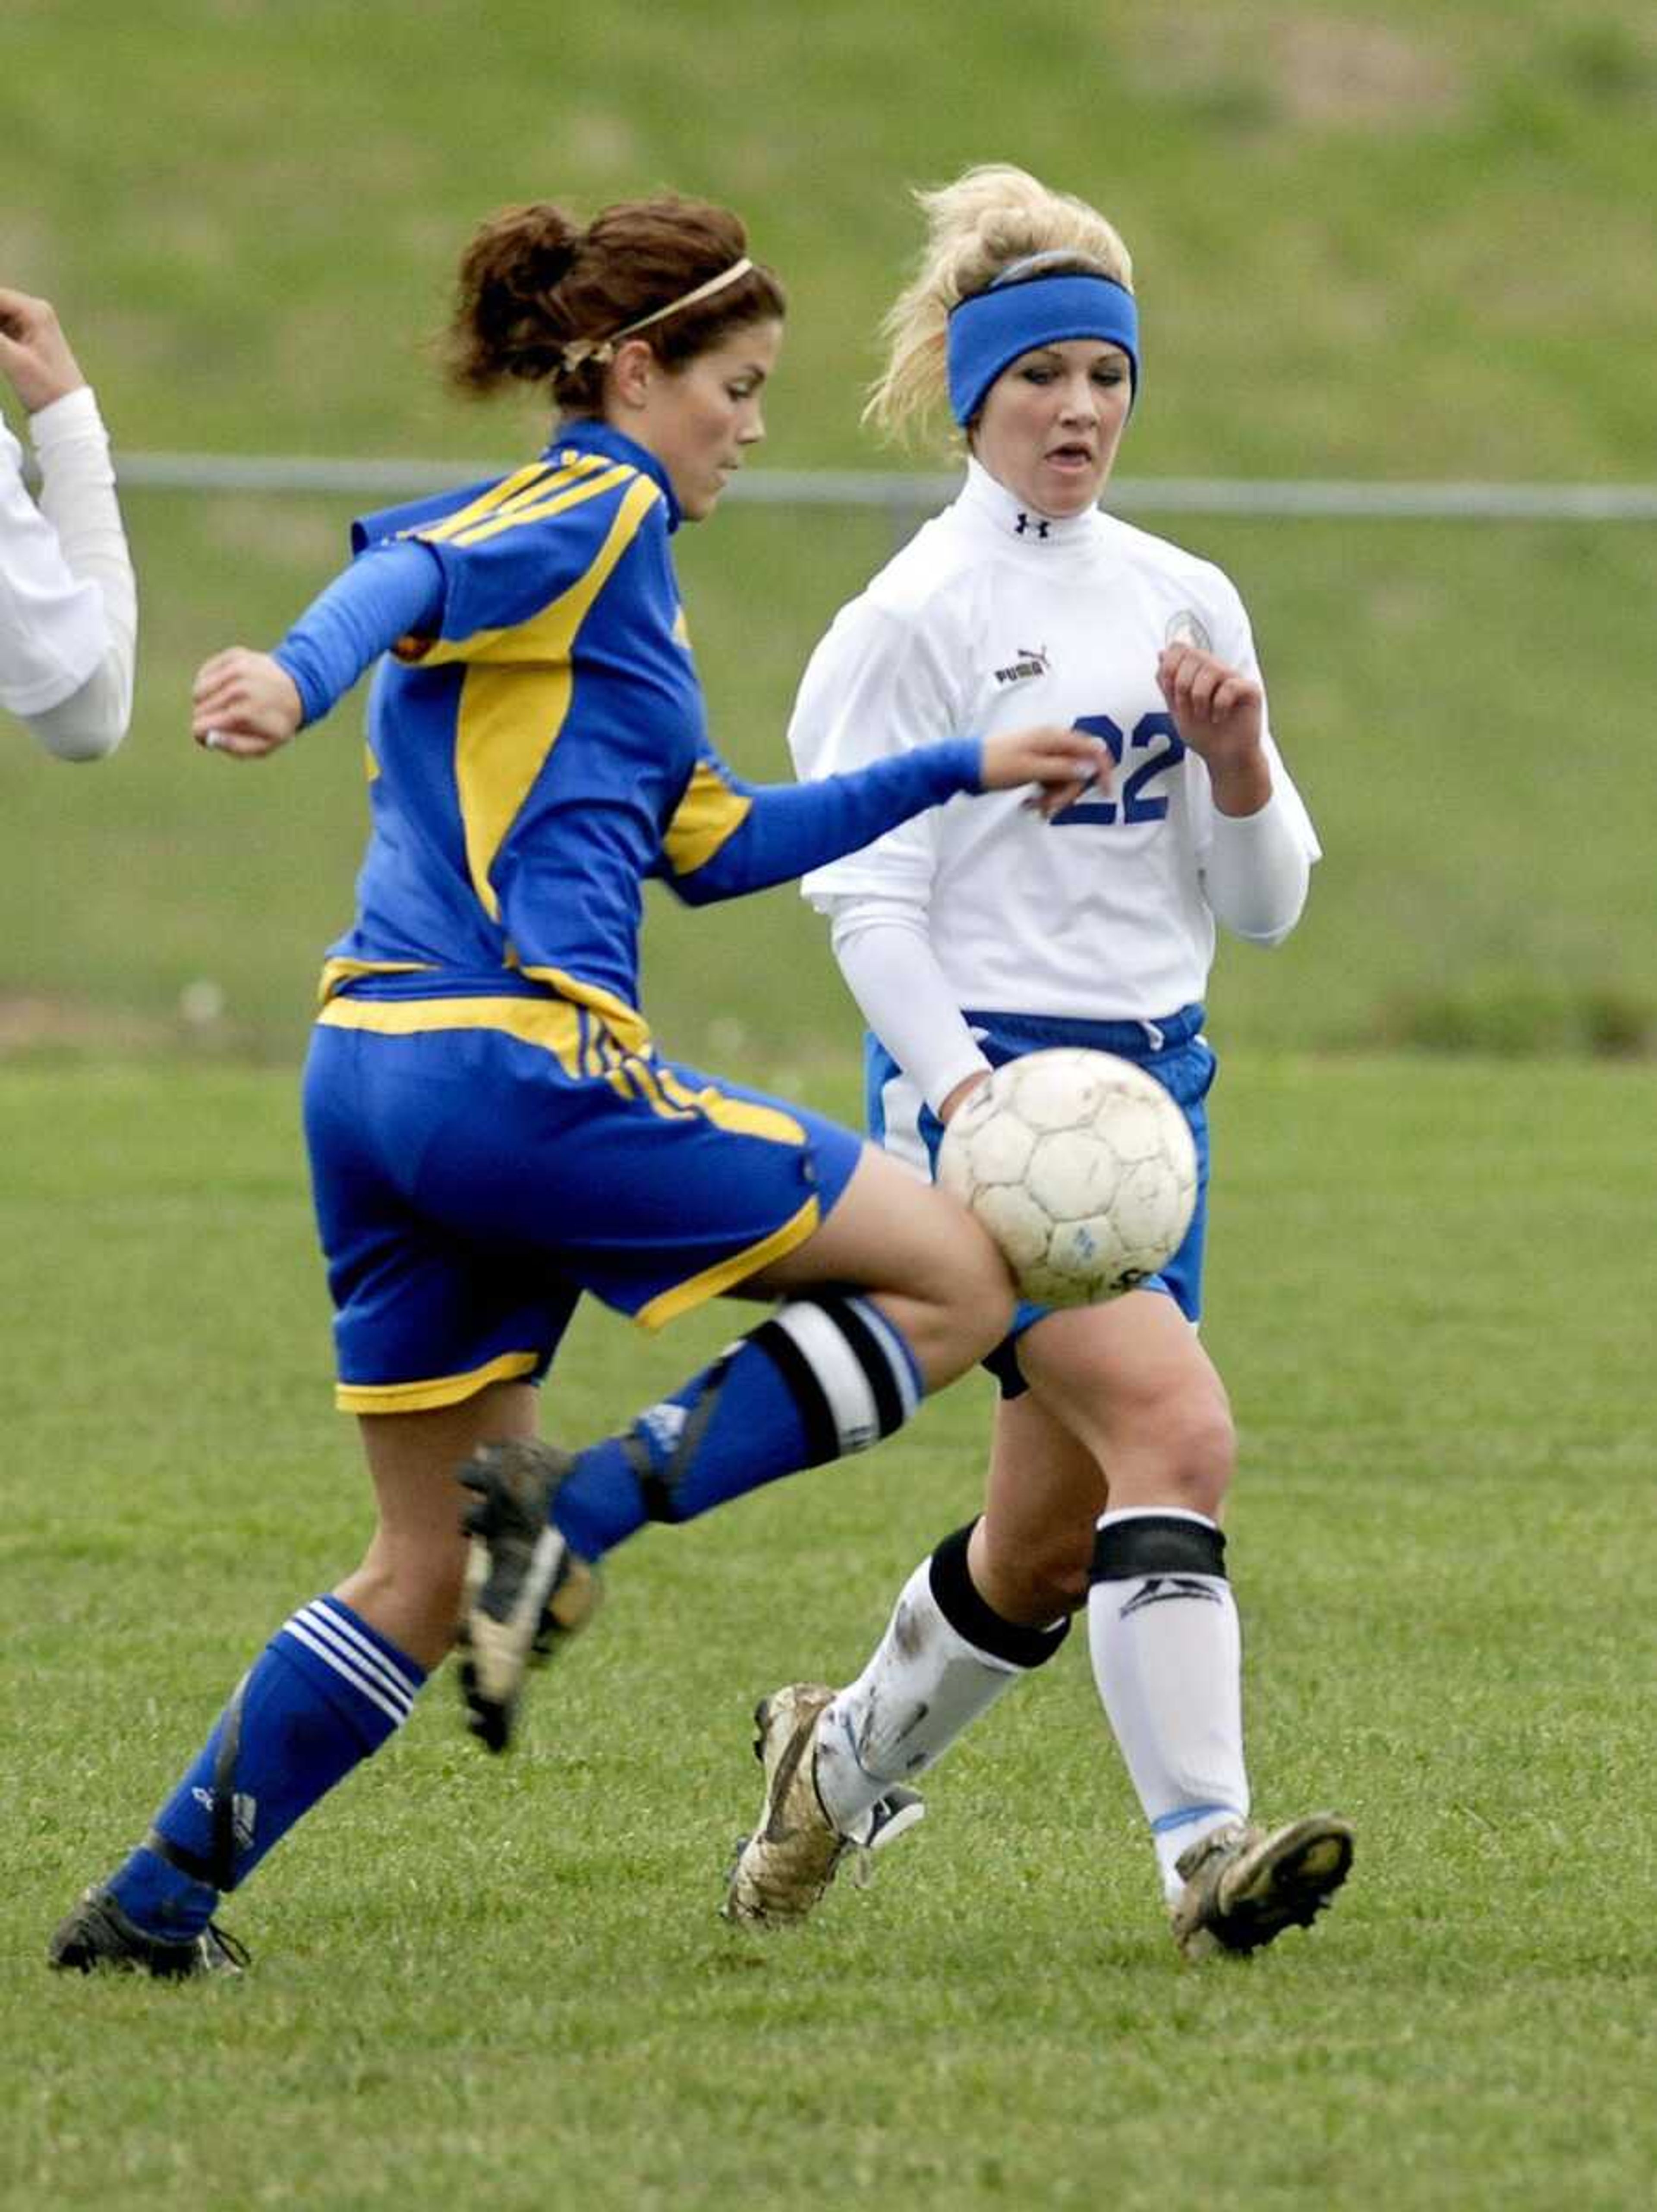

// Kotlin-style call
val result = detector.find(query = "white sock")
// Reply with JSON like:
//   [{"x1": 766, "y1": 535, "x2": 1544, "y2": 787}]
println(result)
[
  {"x1": 1087, "y1": 1507, "x2": 1250, "y2": 1902},
  {"x1": 813, "y1": 1552, "x2": 1035, "y2": 1836}
]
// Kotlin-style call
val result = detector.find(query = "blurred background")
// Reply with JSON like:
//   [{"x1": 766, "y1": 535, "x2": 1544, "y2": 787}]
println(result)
[{"x1": 3, "y1": 0, "x2": 1654, "y2": 1077}]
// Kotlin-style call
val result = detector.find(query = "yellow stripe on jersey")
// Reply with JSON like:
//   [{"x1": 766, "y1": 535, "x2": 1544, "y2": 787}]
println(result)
[
  {"x1": 452, "y1": 471, "x2": 662, "y2": 917},
  {"x1": 449, "y1": 463, "x2": 636, "y2": 551},
  {"x1": 410, "y1": 456, "x2": 602, "y2": 549},
  {"x1": 635, "y1": 1194, "x2": 822, "y2": 1332},
  {"x1": 412, "y1": 469, "x2": 658, "y2": 667},
  {"x1": 336, "y1": 1347, "x2": 541, "y2": 1416},
  {"x1": 660, "y1": 758, "x2": 755, "y2": 877}
]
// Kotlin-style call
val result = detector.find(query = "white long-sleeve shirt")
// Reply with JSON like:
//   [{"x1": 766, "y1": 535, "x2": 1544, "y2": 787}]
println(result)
[
  {"x1": 0, "y1": 384, "x2": 135, "y2": 760},
  {"x1": 789, "y1": 458, "x2": 1320, "y2": 1114}
]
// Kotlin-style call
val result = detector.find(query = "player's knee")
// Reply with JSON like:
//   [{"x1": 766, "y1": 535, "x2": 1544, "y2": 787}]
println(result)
[
  {"x1": 989, "y1": 1522, "x2": 1094, "y2": 1619},
  {"x1": 351, "y1": 1531, "x2": 469, "y2": 1664},
  {"x1": 936, "y1": 1220, "x2": 1017, "y2": 1371},
  {"x1": 1156, "y1": 1391, "x2": 1236, "y2": 1517}
]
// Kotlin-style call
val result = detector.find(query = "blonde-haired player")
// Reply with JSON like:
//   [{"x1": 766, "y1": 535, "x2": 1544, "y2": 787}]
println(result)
[
  {"x1": 0, "y1": 288, "x2": 135, "y2": 761},
  {"x1": 726, "y1": 166, "x2": 1354, "y2": 1958}
]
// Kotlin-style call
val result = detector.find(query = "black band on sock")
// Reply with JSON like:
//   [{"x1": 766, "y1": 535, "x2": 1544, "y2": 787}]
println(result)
[
  {"x1": 748, "y1": 1314, "x2": 841, "y2": 1467},
  {"x1": 140, "y1": 1672, "x2": 248, "y2": 1895},
  {"x1": 209, "y1": 1675, "x2": 247, "y2": 1889},
  {"x1": 823, "y1": 1296, "x2": 906, "y2": 1440},
  {"x1": 626, "y1": 1346, "x2": 738, "y2": 1522},
  {"x1": 928, "y1": 1520, "x2": 1071, "y2": 1670},
  {"x1": 143, "y1": 1827, "x2": 217, "y2": 1885},
  {"x1": 1090, "y1": 1514, "x2": 1227, "y2": 1584}
]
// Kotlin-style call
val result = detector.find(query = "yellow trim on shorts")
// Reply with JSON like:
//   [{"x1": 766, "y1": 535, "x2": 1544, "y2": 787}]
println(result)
[
  {"x1": 337, "y1": 1348, "x2": 540, "y2": 1416},
  {"x1": 634, "y1": 1193, "x2": 821, "y2": 1333}
]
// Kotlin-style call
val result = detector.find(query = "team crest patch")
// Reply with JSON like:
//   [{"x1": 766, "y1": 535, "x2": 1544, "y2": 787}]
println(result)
[
  {"x1": 1164, "y1": 609, "x2": 1213, "y2": 652},
  {"x1": 993, "y1": 644, "x2": 1051, "y2": 687}
]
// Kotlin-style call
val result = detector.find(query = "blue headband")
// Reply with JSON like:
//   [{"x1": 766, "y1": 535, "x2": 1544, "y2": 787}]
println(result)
[{"x1": 946, "y1": 271, "x2": 1139, "y2": 426}]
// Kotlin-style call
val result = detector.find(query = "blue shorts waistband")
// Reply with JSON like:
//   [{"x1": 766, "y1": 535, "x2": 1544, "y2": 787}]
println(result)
[{"x1": 962, "y1": 1004, "x2": 1206, "y2": 1056}]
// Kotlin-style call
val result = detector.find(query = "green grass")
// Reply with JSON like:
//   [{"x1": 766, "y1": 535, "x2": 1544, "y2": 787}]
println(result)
[{"x1": 1, "y1": 1053, "x2": 1652, "y2": 2211}]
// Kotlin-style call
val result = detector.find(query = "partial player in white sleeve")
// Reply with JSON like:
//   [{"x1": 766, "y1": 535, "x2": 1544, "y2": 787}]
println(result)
[
  {"x1": 727, "y1": 164, "x2": 1353, "y2": 1960},
  {"x1": 0, "y1": 288, "x2": 136, "y2": 761}
]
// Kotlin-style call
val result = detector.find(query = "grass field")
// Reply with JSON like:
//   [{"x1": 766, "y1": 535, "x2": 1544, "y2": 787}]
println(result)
[
  {"x1": 1, "y1": 1052, "x2": 1652, "y2": 2211},
  {"x1": 3, "y1": 3, "x2": 1654, "y2": 2205}
]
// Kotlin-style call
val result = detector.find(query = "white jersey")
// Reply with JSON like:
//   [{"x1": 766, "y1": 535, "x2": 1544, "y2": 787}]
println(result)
[{"x1": 791, "y1": 458, "x2": 1319, "y2": 1027}]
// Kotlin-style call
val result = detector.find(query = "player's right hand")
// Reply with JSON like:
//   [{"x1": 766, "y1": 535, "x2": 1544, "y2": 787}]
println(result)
[
  {"x1": 979, "y1": 722, "x2": 1112, "y2": 820},
  {"x1": 192, "y1": 649, "x2": 303, "y2": 759}
]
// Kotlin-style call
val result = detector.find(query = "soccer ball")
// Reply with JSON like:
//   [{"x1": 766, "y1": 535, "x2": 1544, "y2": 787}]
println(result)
[{"x1": 937, "y1": 1047, "x2": 1199, "y2": 1307}]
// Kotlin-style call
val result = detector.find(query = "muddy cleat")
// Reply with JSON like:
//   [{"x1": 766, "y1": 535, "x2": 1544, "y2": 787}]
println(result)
[
  {"x1": 1171, "y1": 1813, "x2": 1355, "y2": 1960},
  {"x1": 721, "y1": 1682, "x2": 924, "y2": 1928},
  {"x1": 47, "y1": 1886, "x2": 248, "y2": 1979},
  {"x1": 457, "y1": 1438, "x2": 600, "y2": 1754}
]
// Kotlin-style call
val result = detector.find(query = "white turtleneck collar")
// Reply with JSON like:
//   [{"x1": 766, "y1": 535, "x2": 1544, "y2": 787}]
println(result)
[{"x1": 956, "y1": 453, "x2": 1109, "y2": 549}]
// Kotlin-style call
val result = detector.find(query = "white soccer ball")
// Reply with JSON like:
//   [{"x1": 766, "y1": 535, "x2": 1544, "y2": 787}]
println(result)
[{"x1": 936, "y1": 1047, "x2": 1199, "y2": 1307}]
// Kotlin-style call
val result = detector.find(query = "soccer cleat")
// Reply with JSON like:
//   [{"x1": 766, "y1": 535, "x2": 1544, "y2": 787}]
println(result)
[
  {"x1": 1170, "y1": 1813, "x2": 1355, "y2": 1960},
  {"x1": 721, "y1": 1682, "x2": 924, "y2": 1928},
  {"x1": 47, "y1": 1885, "x2": 248, "y2": 1979},
  {"x1": 456, "y1": 1438, "x2": 600, "y2": 1754}
]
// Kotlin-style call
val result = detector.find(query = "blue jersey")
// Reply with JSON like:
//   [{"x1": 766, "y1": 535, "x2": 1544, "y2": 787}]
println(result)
[
  {"x1": 320, "y1": 419, "x2": 980, "y2": 1046},
  {"x1": 277, "y1": 419, "x2": 988, "y2": 1409}
]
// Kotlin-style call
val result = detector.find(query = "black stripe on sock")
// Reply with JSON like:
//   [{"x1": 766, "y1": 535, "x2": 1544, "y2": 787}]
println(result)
[
  {"x1": 749, "y1": 1315, "x2": 841, "y2": 1467},
  {"x1": 822, "y1": 1295, "x2": 906, "y2": 1440},
  {"x1": 208, "y1": 1677, "x2": 247, "y2": 1889},
  {"x1": 929, "y1": 1520, "x2": 1071, "y2": 1670},
  {"x1": 143, "y1": 1827, "x2": 218, "y2": 1886},
  {"x1": 1090, "y1": 1514, "x2": 1227, "y2": 1583}
]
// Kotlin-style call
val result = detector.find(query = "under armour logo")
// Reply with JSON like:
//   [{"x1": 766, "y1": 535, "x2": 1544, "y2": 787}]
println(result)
[
  {"x1": 1014, "y1": 512, "x2": 1050, "y2": 539},
  {"x1": 1119, "y1": 1575, "x2": 1222, "y2": 1619}
]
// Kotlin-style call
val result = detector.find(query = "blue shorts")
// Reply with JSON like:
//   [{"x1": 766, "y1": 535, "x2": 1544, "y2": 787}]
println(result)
[
  {"x1": 866, "y1": 1004, "x2": 1216, "y2": 1397},
  {"x1": 305, "y1": 991, "x2": 863, "y2": 1413}
]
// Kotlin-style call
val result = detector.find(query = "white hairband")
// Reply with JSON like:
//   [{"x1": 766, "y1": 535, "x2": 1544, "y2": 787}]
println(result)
[{"x1": 559, "y1": 256, "x2": 756, "y2": 372}]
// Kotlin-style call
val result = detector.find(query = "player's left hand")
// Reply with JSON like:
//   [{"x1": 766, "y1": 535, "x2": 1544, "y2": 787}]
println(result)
[
  {"x1": 1156, "y1": 643, "x2": 1263, "y2": 766},
  {"x1": 192, "y1": 648, "x2": 303, "y2": 759},
  {"x1": 1156, "y1": 643, "x2": 1273, "y2": 815},
  {"x1": 0, "y1": 288, "x2": 86, "y2": 414}
]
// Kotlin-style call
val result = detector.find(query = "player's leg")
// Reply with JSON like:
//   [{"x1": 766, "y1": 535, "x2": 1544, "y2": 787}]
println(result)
[
  {"x1": 49, "y1": 1382, "x2": 532, "y2": 1976},
  {"x1": 724, "y1": 1383, "x2": 1092, "y2": 1926},
  {"x1": 1018, "y1": 1297, "x2": 1353, "y2": 1953},
  {"x1": 1016, "y1": 1293, "x2": 1250, "y2": 1884},
  {"x1": 460, "y1": 1136, "x2": 1016, "y2": 1748}
]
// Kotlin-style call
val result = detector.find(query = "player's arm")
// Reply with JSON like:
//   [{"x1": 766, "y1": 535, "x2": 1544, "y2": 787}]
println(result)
[
  {"x1": 827, "y1": 890, "x2": 993, "y2": 1121},
  {"x1": 0, "y1": 289, "x2": 135, "y2": 761},
  {"x1": 1159, "y1": 631, "x2": 1316, "y2": 947},
  {"x1": 657, "y1": 723, "x2": 1106, "y2": 906},
  {"x1": 191, "y1": 541, "x2": 444, "y2": 759}
]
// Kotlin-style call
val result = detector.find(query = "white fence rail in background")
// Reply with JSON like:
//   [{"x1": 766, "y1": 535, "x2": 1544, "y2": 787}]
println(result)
[{"x1": 112, "y1": 451, "x2": 1657, "y2": 524}]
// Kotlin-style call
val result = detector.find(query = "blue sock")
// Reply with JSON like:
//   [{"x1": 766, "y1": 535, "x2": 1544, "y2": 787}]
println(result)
[
  {"x1": 552, "y1": 1294, "x2": 924, "y2": 1561},
  {"x1": 107, "y1": 1596, "x2": 425, "y2": 1940}
]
